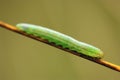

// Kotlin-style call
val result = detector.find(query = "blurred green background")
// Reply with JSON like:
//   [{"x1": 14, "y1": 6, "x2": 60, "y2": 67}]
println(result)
[{"x1": 0, "y1": 0, "x2": 120, "y2": 80}]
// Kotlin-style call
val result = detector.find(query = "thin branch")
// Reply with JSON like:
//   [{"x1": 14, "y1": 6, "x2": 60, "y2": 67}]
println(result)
[{"x1": 0, "y1": 21, "x2": 120, "y2": 72}]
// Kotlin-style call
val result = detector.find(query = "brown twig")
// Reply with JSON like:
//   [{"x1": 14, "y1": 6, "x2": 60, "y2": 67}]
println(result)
[{"x1": 0, "y1": 21, "x2": 120, "y2": 72}]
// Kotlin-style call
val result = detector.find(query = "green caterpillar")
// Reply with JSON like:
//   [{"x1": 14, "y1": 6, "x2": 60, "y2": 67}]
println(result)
[{"x1": 16, "y1": 23, "x2": 104, "y2": 59}]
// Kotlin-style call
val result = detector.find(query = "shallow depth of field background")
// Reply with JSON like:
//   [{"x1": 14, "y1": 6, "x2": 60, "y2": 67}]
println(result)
[{"x1": 0, "y1": 0, "x2": 120, "y2": 80}]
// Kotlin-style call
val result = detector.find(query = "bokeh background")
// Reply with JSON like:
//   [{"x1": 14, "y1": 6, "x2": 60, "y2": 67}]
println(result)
[{"x1": 0, "y1": 0, "x2": 120, "y2": 80}]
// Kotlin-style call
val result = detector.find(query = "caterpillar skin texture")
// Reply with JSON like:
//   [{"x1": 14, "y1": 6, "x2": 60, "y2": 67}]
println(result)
[{"x1": 16, "y1": 23, "x2": 104, "y2": 59}]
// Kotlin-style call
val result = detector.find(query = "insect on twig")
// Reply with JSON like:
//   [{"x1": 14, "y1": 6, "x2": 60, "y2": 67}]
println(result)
[{"x1": 0, "y1": 21, "x2": 120, "y2": 72}]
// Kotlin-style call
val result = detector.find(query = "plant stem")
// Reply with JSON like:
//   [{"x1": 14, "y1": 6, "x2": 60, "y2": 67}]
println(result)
[{"x1": 0, "y1": 21, "x2": 120, "y2": 72}]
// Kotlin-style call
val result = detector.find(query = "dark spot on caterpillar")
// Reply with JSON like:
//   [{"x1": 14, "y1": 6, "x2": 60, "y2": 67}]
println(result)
[
  {"x1": 64, "y1": 47, "x2": 68, "y2": 49},
  {"x1": 57, "y1": 45, "x2": 63, "y2": 48},
  {"x1": 72, "y1": 50, "x2": 77, "y2": 53},
  {"x1": 64, "y1": 47, "x2": 70, "y2": 50}
]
